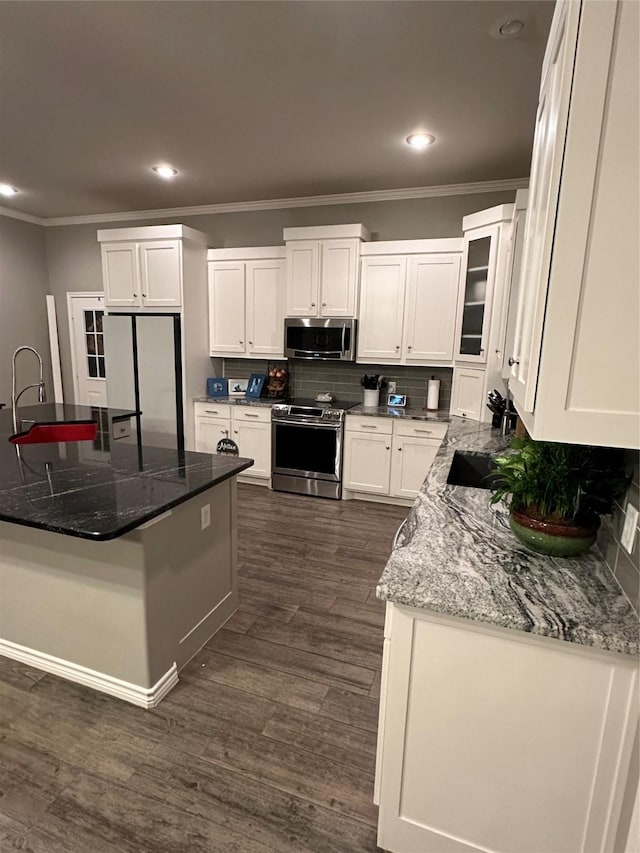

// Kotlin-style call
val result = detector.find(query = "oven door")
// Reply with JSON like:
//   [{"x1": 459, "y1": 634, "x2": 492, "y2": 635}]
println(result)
[{"x1": 271, "y1": 420, "x2": 342, "y2": 482}]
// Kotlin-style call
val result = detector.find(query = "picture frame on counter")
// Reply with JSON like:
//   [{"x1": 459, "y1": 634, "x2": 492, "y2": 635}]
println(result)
[
  {"x1": 207, "y1": 377, "x2": 228, "y2": 398},
  {"x1": 228, "y1": 378, "x2": 248, "y2": 396},
  {"x1": 246, "y1": 373, "x2": 266, "y2": 399}
]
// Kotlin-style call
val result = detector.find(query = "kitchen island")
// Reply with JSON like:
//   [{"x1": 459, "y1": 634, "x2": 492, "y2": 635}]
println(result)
[
  {"x1": 0, "y1": 404, "x2": 253, "y2": 707},
  {"x1": 375, "y1": 416, "x2": 639, "y2": 853}
]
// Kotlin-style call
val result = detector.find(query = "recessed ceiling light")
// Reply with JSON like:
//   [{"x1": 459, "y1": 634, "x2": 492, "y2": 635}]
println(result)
[
  {"x1": 152, "y1": 165, "x2": 178, "y2": 179},
  {"x1": 490, "y1": 17, "x2": 526, "y2": 38},
  {"x1": 406, "y1": 133, "x2": 436, "y2": 150},
  {"x1": 0, "y1": 183, "x2": 19, "y2": 197}
]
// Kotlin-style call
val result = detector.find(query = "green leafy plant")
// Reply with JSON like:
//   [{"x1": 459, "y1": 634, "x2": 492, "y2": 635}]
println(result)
[{"x1": 490, "y1": 436, "x2": 629, "y2": 527}]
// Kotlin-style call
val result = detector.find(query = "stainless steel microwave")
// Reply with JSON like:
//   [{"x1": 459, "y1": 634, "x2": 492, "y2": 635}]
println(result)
[{"x1": 284, "y1": 318, "x2": 357, "y2": 361}]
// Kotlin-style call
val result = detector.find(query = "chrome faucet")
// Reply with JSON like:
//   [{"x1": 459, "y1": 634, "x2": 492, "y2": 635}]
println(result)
[{"x1": 11, "y1": 346, "x2": 46, "y2": 433}]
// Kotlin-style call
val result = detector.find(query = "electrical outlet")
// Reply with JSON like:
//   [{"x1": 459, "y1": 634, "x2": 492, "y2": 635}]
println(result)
[
  {"x1": 200, "y1": 503, "x2": 211, "y2": 530},
  {"x1": 620, "y1": 503, "x2": 638, "y2": 554},
  {"x1": 388, "y1": 381, "x2": 397, "y2": 394}
]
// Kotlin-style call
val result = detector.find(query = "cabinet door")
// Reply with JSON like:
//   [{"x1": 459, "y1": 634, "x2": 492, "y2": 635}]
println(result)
[
  {"x1": 194, "y1": 417, "x2": 230, "y2": 453},
  {"x1": 285, "y1": 241, "x2": 320, "y2": 316},
  {"x1": 454, "y1": 226, "x2": 499, "y2": 364},
  {"x1": 246, "y1": 259, "x2": 285, "y2": 356},
  {"x1": 404, "y1": 254, "x2": 460, "y2": 363},
  {"x1": 510, "y1": 0, "x2": 580, "y2": 412},
  {"x1": 450, "y1": 368, "x2": 485, "y2": 420},
  {"x1": 320, "y1": 238, "x2": 359, "y2": 317},
  {"x1": 343, "y1": 432, "x2": 391, "y2": 494},
  {"x1": 208, "y1": 262, "x2": 246, "y2": 355},
  {"x1": 358, "y1": 257, "x2": 406, "y2": 362},
  {"x1": 101, "y1": 243, "x2": 140, "y2": 307},
  {"x1": 390, "y1": 435, "x2": 440, "y2": 499},
  {"x1": 139, "y1": 241, "x2": 182, "y2": 308},
  {"x1": 232, "y1": 421, "x2": 270, "y2": 479}
]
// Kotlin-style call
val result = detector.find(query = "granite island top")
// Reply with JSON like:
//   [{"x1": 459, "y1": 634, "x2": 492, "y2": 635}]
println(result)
[
  {"x1": 0, "y1": 404, "x2": 253, "y2": 541},
  {"x1": 377, "y1": 416, "x2": 639, "y2": 657}
]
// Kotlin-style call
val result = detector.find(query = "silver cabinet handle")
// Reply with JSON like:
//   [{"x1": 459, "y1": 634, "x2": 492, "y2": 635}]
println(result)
[
  {"x1": 393, "y1": 517, "x2": 408, "y2": 548},
  {"x1": 243, "y1": 413, "x2": 259, "y2": 418},
  {"x1": 361, "y1": 424, "x2": 378, "y2": 429},
  {"x1": 205, "y1": 410, "x2": 220, "y2": 414},
  {"x1": 414, "y1": 429, "x2": 433, "y2": 434},
  {"x1": 508, "y1": 356, "x2": 520, "y2": 366}
]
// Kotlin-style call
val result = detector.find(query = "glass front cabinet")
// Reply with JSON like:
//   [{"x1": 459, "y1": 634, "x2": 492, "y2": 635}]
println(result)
[{"x1": 454, "y1": 224, "x2": 500, "y2": 363}]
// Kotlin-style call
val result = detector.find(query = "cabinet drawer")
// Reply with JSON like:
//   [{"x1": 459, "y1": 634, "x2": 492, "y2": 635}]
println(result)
[
  {"x1": 232, "y1": 406, "x2": 271, "y2": 424},
  {"x1": 194, "y1": 402, "x2": 231, "y2": 420},
  {"x1": 393, "y1": 421, "x2": 448, "y2": 440},
  {"x1": 345, "y1": 416, "x2": 393, "y2": 435}
]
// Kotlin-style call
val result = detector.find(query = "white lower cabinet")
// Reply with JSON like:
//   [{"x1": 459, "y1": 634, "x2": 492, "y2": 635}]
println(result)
[
  {"x1": 344, "y1": 417, "x2": 446, "y2": 503},
  {"x1": 450, "y1": 367, "x2": 485, "y2": 420},
  {"x1": 194, "y1": 403, "x2": 271, "y2": 483},
  {"x1": 377, "y1": 602, "x2": 639, "y2": 853}
]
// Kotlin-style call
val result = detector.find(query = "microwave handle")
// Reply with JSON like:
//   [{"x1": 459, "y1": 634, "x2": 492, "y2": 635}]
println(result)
[{"x1": 341, "y1": 325, "x2": 346, "y2": 355}]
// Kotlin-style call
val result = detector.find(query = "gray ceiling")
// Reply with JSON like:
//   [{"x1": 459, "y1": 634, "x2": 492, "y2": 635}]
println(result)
[{"x1": 0, "y1": 1, "x2": 554, "y2": 220}]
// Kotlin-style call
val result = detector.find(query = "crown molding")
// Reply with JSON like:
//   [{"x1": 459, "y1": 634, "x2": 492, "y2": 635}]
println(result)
[
  {"x1": 0, "y1": 205, "x2": 45, "y2": 225},
  {"x1": 1, "y1": 178, "x2": 528, "y2": 228}
]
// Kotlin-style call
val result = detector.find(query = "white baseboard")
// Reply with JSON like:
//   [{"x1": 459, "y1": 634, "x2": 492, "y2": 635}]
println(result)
[
  {"x1": 0, "y1": 638, "x2": 178, "y2": 708},
  {"x1": 342, "y1": 490, "x2": 414, "y2": 507}
]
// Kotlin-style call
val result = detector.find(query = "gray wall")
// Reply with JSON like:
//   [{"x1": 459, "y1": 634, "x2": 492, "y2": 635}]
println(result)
[
  {"x1": 0, "y1": 215, "x2": 53, "y2": 405},
  {"x1": 43, "y1": 188, "x2": 516, "y2": 401}
]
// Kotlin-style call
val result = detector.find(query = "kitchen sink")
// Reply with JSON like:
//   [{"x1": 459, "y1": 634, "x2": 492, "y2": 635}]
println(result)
[{"x1": 446, "y1": 450, "x2": 500, "y2": 490}]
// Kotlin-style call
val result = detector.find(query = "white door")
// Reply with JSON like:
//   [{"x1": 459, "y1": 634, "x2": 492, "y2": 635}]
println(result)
[
  {"x1": 320, "y1": 239, "x2": 359, "y2": 317},
  {"x1": 389, "y1": 436, "x2": 440, "y2": 499},
  {"x1": 208, "y1": 261, "x2": 246, "y2": 354},
  {"x1": 195, "y1": 417, "x2": 230, "y2": 453},
  {"x1": 285, "y1": 241, "x2": 320, "y2": 316},
  {"x1": 357, "y1": 257, "x2": 407, "y2": 362},
  {"x1": 139, "y1": 241, "x2": 182, "y2": 308},
  {"x1": 246, "y1": 259, "x2": 285, "y2": 356},
  {"x1": 510, "y1": 0, "x2": 579, "y2": 411},
  {"x1": 343, "y1": 432, "x2": 392, "y2": 494},
  {"x1": 451, "y1": 368, "x2": 485, "y2": 420},
  {"x1": 404, "y1": 254, "x2": 461, "y2": 363},
  {"x1": 101, "y1": 243, "x2": 140, "y2": 307},
  {"x1": 68, "y1": 293, "x2": 108, "y2": 407},
  {"x1": 232, "y1": 421, "x2": 271, "y2": 478}
]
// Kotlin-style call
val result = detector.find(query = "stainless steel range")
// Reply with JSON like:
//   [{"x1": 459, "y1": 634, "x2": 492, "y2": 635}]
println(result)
[{"x1": 271, "y1": 398, "x2": 356, "y2": 500}]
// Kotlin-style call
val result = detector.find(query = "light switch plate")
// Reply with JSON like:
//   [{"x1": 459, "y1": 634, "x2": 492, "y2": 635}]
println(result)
[
  {"x1": 620, "y1": 503, "x2": 638, "y2": 554},
  {"x1": 201, "y1": 504, "x2": 211, "y2": 530},
  {"x1": 388, "y1": 381, "x2": 397, "y2": 394}
]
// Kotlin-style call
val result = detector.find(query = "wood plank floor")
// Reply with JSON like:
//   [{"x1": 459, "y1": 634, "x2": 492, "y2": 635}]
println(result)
[{"x1": 0, "y1": 484, "x2": 407, "y2": 852}]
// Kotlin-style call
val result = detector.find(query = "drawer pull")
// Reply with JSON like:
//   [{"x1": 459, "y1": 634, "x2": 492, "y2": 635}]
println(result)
[
  {"x1": 414, "y1": 429, "x2": 433, "y2": 434},
  {"x1": 205, "y1": 410, "x2": 220, "y2": 415},
  {"x1": 361, "y1": 424, "x2": 378, "y2": 429},
  {"x1": 242, "y1": 413, "x2": 260, "y2": 418}
]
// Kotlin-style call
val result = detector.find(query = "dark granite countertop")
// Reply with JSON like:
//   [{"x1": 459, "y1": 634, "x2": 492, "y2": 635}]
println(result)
[
  {"x1": 377, "y1": 416, "x2": 639, "y2": 657},
  {"x1": 193, "y1": 396, "x2": 275, "y2": 408},
  {"x1": 347, "y1": 404, "x2": 451, "y2": 422},
  {"x1": 0, "y1": 405, "x2": 253, "y2": 541}
]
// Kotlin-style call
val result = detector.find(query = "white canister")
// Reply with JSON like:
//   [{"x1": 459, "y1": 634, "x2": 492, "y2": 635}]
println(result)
[
  {"x1": 427, "y1": 377, "x2": 440, "y2": 411},
  {"x1": 363, "y1": 389, "x2": 380, "y2": 407}
]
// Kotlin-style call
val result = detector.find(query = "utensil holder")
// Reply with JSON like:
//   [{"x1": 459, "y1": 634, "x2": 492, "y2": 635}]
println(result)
[{"x1": 363, "y1": 389, "x2": 380, "y2": 407}]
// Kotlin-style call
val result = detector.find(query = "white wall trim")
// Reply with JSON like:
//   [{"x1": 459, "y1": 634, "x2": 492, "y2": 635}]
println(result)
[
  {"x1": 0, "y1": 204, "x2": 44, "y2": 225},
  {"x1": 0, "y1": 178, "x2": 528, "y2": 228},
  {"x1": 45, "y1": 295, "x2": 64, "y2": 403},
  {"x1": 0, "y1": 637, "x2": 179, "y2": 708}
]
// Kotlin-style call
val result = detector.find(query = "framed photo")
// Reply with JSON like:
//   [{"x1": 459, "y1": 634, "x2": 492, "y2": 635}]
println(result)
[
  {"x1": 207, "y1": 377, "x2": 228, "y2": 398},
  {"x1": 228, "y1": 378, "x2": 248, "y2": 397},
  {"x1": 246, "y1": 373, "x2": 266, "y2": 399},
  {"x1": 387, "y1": 393, "x2": 407, "y2": 407}
]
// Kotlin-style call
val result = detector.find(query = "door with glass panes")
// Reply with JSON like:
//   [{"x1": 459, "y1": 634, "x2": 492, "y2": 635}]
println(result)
[{"x1": 68, "y1": 293, "x2": 108, "y2": 407}]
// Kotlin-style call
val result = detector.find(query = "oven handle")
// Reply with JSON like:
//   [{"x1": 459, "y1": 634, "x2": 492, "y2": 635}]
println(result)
[{"x1": 272, "y1": 419, "x2": 342, "y2": 430}]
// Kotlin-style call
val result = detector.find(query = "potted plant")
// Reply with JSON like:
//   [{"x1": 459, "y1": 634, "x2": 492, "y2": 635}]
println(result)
[
  {"x1": 490, "y1": 437, "x2": 629, "y2": 557},
  {"x1": 361, "y1": 374, "x2": 387, "y2": 407}
]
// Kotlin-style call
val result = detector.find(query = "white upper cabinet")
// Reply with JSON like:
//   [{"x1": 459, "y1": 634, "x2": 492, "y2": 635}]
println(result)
[
  {"x1": 208, "y1": 247, "x2": 286, "y2": 359},
  {"x1": 284, "y1": 224, "x2": 369, "y2": 318},
  {"x1": 358, "y1": 240, "x2": 463, "y2": 366},
  {"x1": 404, "y1": 254, "x2": 461, "y2": 363},
  {"x1": 98, "y1": 225, "x2": 208, "y2": 312},
  {"x1": 509, "y1": 0, "x2": 639, "y2": 449},
  {"x1": 358, "y1": 257, "x2": 407, "y2": 362},
  {"x1": 208, "y1": 261, "x2": 246, "y2": 354}
]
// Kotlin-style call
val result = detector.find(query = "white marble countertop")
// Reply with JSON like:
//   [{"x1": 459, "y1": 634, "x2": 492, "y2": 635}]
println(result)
[{"x1": 377, "y1": 416, "x2": 639, "y2": 657}]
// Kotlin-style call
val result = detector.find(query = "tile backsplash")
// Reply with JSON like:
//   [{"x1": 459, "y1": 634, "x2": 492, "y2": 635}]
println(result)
[
  {"x1": 598, "y1": 449, "x2": 640, "y2": 614},
  {"x1": 218, "y1": 357, "x2": 452, "y2": 411}
]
